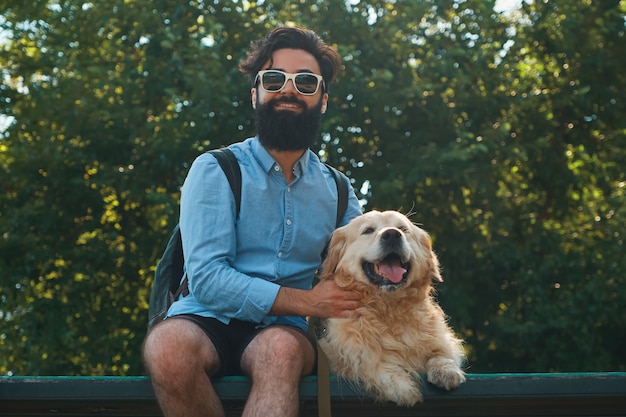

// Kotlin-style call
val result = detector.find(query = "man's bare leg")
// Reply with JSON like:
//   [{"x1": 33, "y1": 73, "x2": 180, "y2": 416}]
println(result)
[
  {"x1": 240, "y1": 326, "x2": 315, "y2": 417},
  {"x1": 143, "y1": 319, "x2": 225, "y2": 417}
]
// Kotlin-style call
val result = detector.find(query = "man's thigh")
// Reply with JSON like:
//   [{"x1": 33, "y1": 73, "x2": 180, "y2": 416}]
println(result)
[
  {"x1": 240, "y1": 325, "x2": 316, "y2": 378},
  {"x1": 169, "y1": 315, "x2": 262, "y2": 377}
]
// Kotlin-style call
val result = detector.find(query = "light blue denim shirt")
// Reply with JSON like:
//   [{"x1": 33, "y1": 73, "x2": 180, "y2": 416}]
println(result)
[{"x1": 167, "y1": 137, "x2": 362, "y2": 331}]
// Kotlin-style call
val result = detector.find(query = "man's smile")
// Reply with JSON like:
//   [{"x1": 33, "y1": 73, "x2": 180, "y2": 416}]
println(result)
[{"x1": 273, "y1": 100, "x2": 303, "y2": 112}]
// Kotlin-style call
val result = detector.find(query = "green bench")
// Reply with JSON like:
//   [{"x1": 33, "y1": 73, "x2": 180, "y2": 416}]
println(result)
[{"x1": 1, "y1": 373, "x2": 625, "y2": 416}]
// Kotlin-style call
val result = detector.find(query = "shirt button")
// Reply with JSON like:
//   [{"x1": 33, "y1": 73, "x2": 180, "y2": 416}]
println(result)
[
  {"x1": 278, "y1": 252, "x2": 283, "y2": 258},
  {"x1": 286, "y1": 219, "x2": 292, "y2": 226},
  {"x1": 274, "y1": 166, "x2": 280, "y2": 172}
]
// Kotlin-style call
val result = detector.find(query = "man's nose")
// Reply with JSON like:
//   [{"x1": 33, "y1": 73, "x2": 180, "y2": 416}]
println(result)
[{"x1": 281, "y1": 78, "x2": 297, "y2": 94}]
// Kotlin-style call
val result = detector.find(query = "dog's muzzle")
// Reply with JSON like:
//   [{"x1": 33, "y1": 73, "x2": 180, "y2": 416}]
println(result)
[{"x1": 363, "y1": 228, "x2": 410, "y2": 291}]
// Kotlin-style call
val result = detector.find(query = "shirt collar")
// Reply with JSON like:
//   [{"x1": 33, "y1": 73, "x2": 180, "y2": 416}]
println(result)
[{"x1": 251, "y1": 136, "x2": 311, "y2": 176}]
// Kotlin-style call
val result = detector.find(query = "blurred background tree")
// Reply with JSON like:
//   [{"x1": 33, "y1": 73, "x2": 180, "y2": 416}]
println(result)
[{"x1": 1, "y1": 0, "x2": 624, "y2": 375}]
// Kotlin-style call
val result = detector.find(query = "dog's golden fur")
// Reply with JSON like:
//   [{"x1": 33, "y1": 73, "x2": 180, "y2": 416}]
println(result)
[{"x1": 317, "y1": 210, "x2": 465, "y2": 406}]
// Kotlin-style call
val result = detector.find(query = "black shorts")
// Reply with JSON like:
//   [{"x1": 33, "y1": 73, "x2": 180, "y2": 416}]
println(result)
[{"x1": 169, "y1": 314, "x2": 314, "y2": 377}]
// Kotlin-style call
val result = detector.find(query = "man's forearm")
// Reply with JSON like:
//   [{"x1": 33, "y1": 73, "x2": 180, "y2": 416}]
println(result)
[
  {"x1": 270, "y1": 281, "x2": 362, "y2": 319},
  {"x1": 269, "y1": 286, "x2": 313, "y2": 317}
]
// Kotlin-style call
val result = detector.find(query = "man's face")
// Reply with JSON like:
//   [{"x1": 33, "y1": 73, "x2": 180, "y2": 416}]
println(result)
[{"x1": 251, "y1": 48, "x2": 329, "y2": 151}]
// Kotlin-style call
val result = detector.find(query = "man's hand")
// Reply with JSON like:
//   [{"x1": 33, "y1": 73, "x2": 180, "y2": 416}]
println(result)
[
  {"x1": 270, "y1": 279, "x2": 362, "y2": 319},
  {"x1": 308, "y1": 279, "x2": 363, "y2": 319}
]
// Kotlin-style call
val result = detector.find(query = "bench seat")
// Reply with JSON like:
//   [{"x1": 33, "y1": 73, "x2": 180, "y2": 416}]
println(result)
[{"x1": 1, "y1": 373, "x2": 625, "y2": 416}]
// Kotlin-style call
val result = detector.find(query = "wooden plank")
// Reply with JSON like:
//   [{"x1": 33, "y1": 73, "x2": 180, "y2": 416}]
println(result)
[{"x1": 0, "y1": 373, "x2": 625, "y2": 417}]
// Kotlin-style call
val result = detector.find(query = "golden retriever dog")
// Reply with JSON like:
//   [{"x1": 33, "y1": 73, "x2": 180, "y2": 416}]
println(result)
[{"x1": 316, "y1": 210, "x2": 465, "y2": 406}]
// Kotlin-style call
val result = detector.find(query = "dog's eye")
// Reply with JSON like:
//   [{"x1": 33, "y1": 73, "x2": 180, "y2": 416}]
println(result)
[
  {"x1": 399, "y1": 226, "x2": 409, "y2": 233},
  {"x1": 362, "y1": 227, "x2": 375, "y2": 235}
]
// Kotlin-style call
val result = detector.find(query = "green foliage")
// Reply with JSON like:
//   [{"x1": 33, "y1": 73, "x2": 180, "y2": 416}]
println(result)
[{"x1": 1, "y1": 0, "x2": 624, "y2": 375}]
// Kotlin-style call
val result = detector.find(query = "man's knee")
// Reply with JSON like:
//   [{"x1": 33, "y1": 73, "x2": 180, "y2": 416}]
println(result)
[
  {"x1": 143, "y1": 319, "x2": 220, "y2": 379},
  {"x1": 271, "y1": 328, "x2": 311, "y2": 363},
  {"x1": 143, "y1": 322, "x2": 181, "y2": 378},
  {"x1": 243, "y1": 326, "x2": 315, "y2": 376}
]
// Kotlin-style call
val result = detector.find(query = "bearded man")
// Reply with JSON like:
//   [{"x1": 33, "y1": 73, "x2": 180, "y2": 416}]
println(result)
[{"x1": 142, "y1": 27, "x2": 363, "y2": 417}]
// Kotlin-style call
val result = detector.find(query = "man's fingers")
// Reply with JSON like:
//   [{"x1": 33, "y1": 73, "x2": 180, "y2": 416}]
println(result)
[
  {"x1": 337, "y1": 309, "x2": 359, "y2": 319},
  {"x1": 346, "y1": 290, "x2": 362, "y2": 301},
  {"x1": 312, "y1": 280, "x2": 363, "y2": 318}
]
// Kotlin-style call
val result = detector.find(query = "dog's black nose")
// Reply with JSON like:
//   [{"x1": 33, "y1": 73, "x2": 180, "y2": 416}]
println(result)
[{"x1": 381, "y1": 228, "x2": 402, "y2": 242}]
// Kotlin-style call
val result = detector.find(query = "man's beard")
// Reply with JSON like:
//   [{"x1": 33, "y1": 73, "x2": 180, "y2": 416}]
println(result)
[{"x1": 255, "y1": 96, "x2": 323, "y2": 151}]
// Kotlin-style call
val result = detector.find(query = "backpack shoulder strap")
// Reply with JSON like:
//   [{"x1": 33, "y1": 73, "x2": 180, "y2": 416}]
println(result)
[
  {"x1": 209, "y1": 148, "x2": 242, "y2": 217},
  {"x1": 325, "y1": 164, "x2": 349, "y2": 228}
]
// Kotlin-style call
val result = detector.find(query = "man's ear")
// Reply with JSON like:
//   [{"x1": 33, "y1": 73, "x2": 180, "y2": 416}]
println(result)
[
  {"x1": 251, "y1": 88, "x2": 257, "y2": 109},
  {"x1": 321, "y1": 93, "x2": 328, "y2": 114}
]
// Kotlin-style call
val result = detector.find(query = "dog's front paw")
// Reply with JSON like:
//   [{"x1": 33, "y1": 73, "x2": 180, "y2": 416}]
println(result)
[{"x1": 426, "y1": 357, "x2": 466, "y2": 391}]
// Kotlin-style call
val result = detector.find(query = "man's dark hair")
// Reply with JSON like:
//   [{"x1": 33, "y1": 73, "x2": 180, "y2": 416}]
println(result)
[{"x1": 239, "y1": 27, "x2": 342, "y2": 93}]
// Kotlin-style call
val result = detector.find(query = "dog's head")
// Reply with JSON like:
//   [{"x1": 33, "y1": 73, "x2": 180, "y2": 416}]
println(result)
[{"x1": 320, "y1": 210, "x2": 442, "y2": 293}]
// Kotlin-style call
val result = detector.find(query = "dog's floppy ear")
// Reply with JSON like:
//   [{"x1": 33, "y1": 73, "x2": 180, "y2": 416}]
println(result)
[
  {"x1": 420, "y1": 230, "x2": 443, "y2": 283},
  {"x1": 319, "y1": 227, "x2": 347, "y2": 279}
]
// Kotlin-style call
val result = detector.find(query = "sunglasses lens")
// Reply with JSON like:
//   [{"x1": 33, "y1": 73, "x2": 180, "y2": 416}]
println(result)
[
  {"x1": 294, "y1": 74, "x2": 320, "y2": 94},
  {"x1": 261, "y1": 71, "x2": 286, "y2": 92}
]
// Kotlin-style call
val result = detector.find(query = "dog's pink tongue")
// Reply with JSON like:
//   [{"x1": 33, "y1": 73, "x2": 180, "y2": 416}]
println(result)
[{"x1": 378, "y1": 260, "x2": 406, "y2": 283}]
